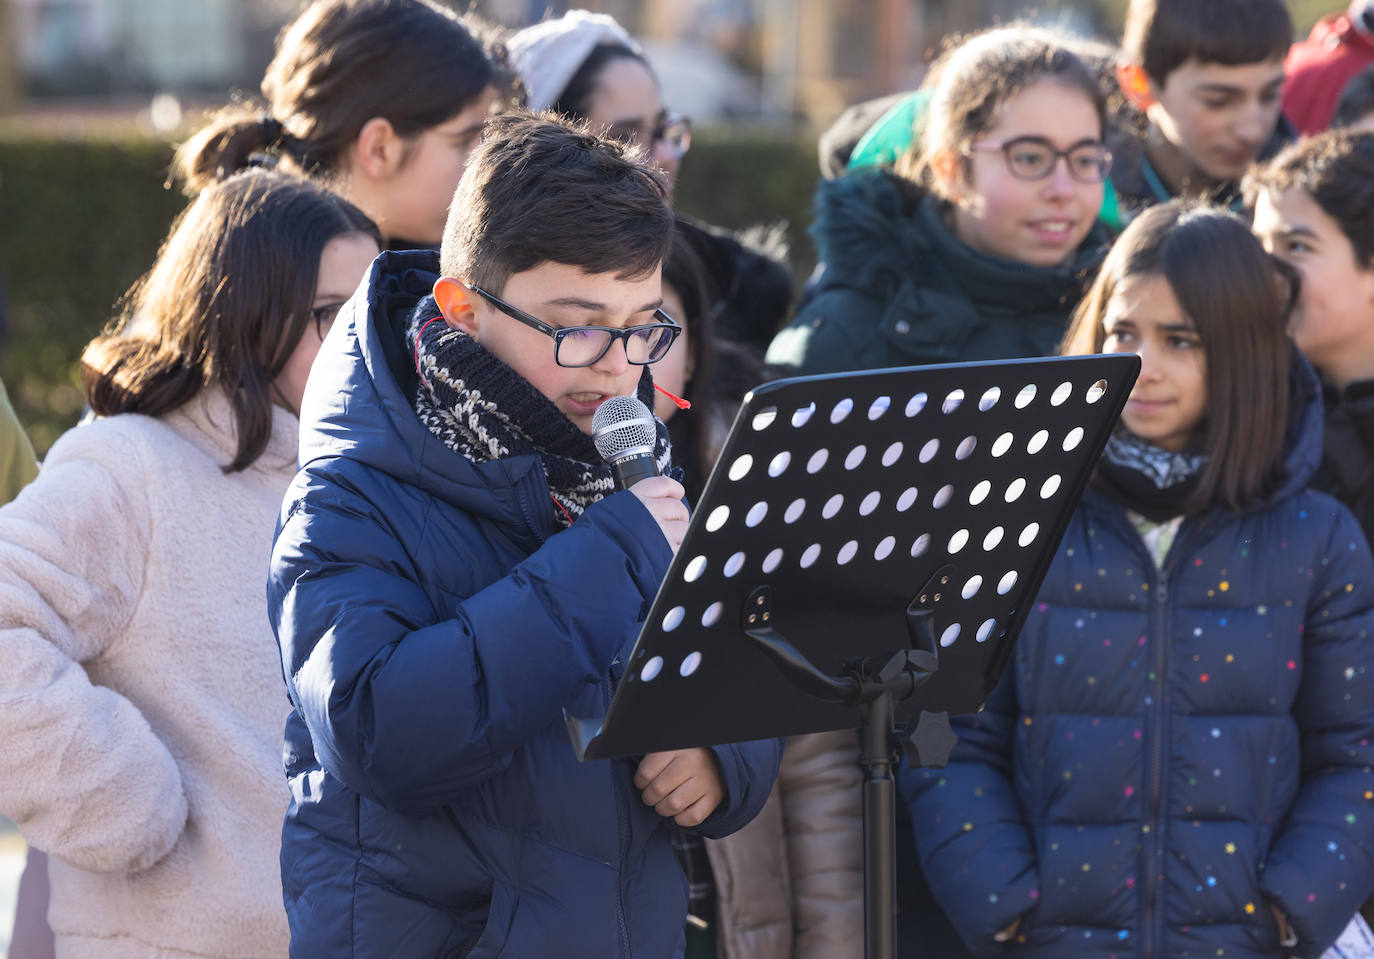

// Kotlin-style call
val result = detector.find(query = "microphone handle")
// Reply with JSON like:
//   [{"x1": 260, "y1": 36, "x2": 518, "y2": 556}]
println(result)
[{"x1": 612, "y1": 452, "x2": 660, "y2": 490}]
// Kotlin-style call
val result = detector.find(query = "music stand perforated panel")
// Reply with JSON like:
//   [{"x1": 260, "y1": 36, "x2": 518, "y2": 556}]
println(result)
[{"x1": 579, "y1": 355, "x2": 1138, "y2": 759}]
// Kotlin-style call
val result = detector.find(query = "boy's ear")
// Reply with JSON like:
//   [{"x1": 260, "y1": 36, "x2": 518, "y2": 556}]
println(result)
[
  {"x1": 929, "y1": 148, "x2": 965, "y2": 201},
  {"x1": 352, "y1": 116, "x2": 406, "y2": 180},
  {"x1": 1117, "y1": 62, "x2": 1158, "y2": 112},
  {"x1": 434, "y1": 276, "x2": 479, "y2": 336}
]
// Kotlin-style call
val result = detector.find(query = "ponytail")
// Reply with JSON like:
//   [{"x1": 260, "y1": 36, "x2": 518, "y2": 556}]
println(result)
[
  {"x1": 172, "y1": 106, "x2": 310, "y2": 195},
  {"x1": 175, "y1": 0, "x2": 499, "y2": 196}
]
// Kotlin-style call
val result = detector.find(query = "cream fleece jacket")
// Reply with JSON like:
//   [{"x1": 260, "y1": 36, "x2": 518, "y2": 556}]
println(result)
[{"x1": 0, "y1": 390, "x2": 296, "y2": 958}]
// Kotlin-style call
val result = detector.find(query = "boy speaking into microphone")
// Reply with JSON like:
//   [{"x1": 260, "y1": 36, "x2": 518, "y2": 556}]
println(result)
[{"x1": 268, "y1": 112, "x2": 781, "y2": 958}]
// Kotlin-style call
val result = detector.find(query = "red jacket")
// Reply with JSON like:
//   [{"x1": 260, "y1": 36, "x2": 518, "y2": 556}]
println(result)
[{"x1": 1284, "y1": 13, "x2": 1374, "y2": 134}]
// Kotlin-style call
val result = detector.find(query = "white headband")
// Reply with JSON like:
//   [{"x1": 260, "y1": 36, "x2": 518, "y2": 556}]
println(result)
[{"x1": 507, "y1": 10, "x2": 644, "y2": 113}]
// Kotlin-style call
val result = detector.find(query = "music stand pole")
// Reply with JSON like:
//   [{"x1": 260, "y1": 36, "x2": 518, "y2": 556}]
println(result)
[
  {"x1": 862, "y1": 689, "x2": 897, "y2": 959},
  {"x1": 742, "y1": 592, "x2": 953, "y2": 959},
  {"x1": 858, "y1": 683, "x2": 959, "y2": 958}
]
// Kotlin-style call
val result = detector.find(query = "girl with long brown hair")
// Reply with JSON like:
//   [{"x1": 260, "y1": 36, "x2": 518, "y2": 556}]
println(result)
[
  {"x1": 0, "y1": 169, "x2": 378, "y2": 958},
  {"x1": 902, "y1": 201, "x2": 1374, "y2": 958}
]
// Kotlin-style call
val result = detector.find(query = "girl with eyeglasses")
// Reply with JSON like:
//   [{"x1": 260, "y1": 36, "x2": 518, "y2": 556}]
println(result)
[
  {"x1": 0, "y1": 170, "x2": 378, "y2": 958},
  {"x1": 508, "y1": 9, "x2": 794, "y2": 356},
  {"x1": 509, "y1": 10, "x2": 689, "y2": 192},
  {"x1": 767, "y1": 25, "x2": 1112, "y2": 377}
]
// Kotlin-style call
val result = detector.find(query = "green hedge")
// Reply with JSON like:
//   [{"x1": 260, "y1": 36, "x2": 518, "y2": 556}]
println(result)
[
  {"x1": 675, "y1": 127, "x2": 820, "y2": 283},
  {"x1": 0, "y1": 138, "x2": 187, "y2": 454},
  {"x1": 0, "y1": 129, "x2": 819, "y2": 456}
]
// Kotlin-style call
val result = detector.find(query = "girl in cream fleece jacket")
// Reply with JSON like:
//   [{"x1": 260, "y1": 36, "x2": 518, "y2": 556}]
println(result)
[{"x1": 0, "y1": 169, "x2": 379, "y2": 959}]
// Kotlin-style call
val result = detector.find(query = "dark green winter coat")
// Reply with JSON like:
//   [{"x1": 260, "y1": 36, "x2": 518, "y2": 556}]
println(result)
[{"x1": 766, "y1": 170, "x2": 1108, "y2": 375}]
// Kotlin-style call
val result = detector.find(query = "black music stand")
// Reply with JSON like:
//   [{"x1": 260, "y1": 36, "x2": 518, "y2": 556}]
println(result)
[{"x1": 568, "y1": 355, "x2": 1139, "y2": 959}]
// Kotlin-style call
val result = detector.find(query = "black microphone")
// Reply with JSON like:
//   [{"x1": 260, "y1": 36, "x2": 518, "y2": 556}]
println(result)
[{"x1": 592, "y1": 395, "x2": 660, "y2": 490}]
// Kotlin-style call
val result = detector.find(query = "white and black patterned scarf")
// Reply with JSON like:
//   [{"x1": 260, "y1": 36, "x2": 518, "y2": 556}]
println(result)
[
  {"x1": 1096, "y1": 429, "x2": 1207, "y2": 521},
  {"x1": 1102, "y1": 430, "x2": 1206, "y2": 489},
  {"x1": 408, "y1": 305, "x2": 674, "y2": 528}
]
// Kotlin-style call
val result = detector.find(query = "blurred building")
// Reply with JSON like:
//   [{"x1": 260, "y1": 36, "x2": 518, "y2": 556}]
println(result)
[
  {"x1": 10, "y1": 0, "x2": 291, "y2": 97},
  {"x1": 478, "y1": 0, "x2": 1107, "y2": 124},
  {"x1": 5, "y1": 0, "x2": 1113, "y2": 123}
]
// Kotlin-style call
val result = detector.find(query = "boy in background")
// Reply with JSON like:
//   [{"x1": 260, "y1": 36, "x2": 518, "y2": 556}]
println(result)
[
  {"x1": 1112, "y1": 0, "x2": 1293, "y2": 219},
  {"x1": 1248, "y1": 129, "x2": 1374, "y2": 542}
]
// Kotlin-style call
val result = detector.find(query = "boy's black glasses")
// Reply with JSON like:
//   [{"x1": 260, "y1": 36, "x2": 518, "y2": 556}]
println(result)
[
  {"x1": 470, "y1": 286, "x2": 682, "y2": 368},
  {"x1": 969, "y1": 136, "x2": 1113, "y2": 184}
]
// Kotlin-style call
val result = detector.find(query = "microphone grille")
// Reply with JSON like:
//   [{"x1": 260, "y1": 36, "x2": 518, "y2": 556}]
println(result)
[{"x1": 592, "y1": 394, "x2": 657, "y2": 463}]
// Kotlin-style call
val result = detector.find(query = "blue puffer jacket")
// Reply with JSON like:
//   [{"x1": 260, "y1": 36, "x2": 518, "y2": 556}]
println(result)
[
  {"x1": 267, "y1": 251, "x2": 782, "y2": 959},
  {"x1": 900, "y1": 360, "x2": 1374, "y2": 959}
]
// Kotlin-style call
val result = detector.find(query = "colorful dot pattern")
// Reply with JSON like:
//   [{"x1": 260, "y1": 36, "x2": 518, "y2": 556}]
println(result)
[{"x1": 900, "y1": 488, "x2": 1374, "y2": 957}]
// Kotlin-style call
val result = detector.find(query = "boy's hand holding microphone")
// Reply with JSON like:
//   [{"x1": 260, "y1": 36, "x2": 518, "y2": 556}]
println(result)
[
  {"x1": 594, "y1": 395, "x2": 722, "y2": 822},
  {"x1": 592, "y1": 394, "x2": 689, "y2": 553}
]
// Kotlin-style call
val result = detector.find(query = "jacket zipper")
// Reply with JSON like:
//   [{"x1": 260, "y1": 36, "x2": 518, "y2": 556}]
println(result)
[
  {"x1": 520, "y1": 466, "x2": 627, "y2": 951},
  {"x1": 1142, "y1": 569, "x2": 1169, "y2": 959},
  {"x1": 1132, "y1": 513, "x2": 1212, "y2": 958}
]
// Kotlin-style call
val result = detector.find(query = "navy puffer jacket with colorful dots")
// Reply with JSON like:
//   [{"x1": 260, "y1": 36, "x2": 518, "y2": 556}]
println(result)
[{"x1": 900, "y1": 360, "x2": 1374, "y2": 959}]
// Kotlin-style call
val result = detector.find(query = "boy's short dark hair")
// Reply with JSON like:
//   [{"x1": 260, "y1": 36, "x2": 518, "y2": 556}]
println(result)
[
  {"x1": 440, "y1": 112, "x2": 672, "y2": 293},
  {"x1": 1333, "y1": 65, "x2": 1374, "y2": 130},
  {"x1": 1244, "y1": 130, "x2": 1374, "y2": 266},
  {"x1": 1122, "y1": 0, "x2": 1292, "y2": 85}
]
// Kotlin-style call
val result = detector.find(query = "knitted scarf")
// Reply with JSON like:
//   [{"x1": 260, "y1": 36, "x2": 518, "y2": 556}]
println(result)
[
  {"x1": 409, "y1": 304, "x2": 674, "y2": 528},
  {"x1": 1096, "y1": 429, "x2": 1207, "y2": 522}
]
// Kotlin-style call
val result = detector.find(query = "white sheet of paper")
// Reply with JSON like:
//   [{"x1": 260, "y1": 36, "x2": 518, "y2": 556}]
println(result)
[{"x1": 1325, "y1": 914, "x2": 1374, "y2": 959}]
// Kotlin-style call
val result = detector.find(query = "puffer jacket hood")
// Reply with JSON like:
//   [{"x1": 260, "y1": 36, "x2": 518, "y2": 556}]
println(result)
[
  {"x1": 1206, "y1": 346, "x2": 1325, "y2": 515},
  {"x1": 299, "y1": 250, "x2": 546, "y2": 531},
  {"x1": 814, "y1": 171, "x2": 1106, "y2": 316}
]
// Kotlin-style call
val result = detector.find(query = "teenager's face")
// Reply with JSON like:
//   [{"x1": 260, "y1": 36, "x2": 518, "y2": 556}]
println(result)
[
  {"x1": 949, "y1": 79, "x2": 1104, "y2": 268},
  {"x1": 380, "y1": 91, "x2": 493, "y2": 245},
  {"x1": 1147, "y1": 58, "x2": 1285, "y2": 184},
  {"x1": 652, "y1": 280, "x2": 692, "y2": 423},
  {"x1": 1101, "y1": 272, "x2": 1207, "y2": 452},
  {"x1": 1252, "y1": 185, "x2": 1374, "y2": 378},
  {"x1": 275, "y1": 232, "x2": 379, "y2": 413},
  {"x1": 453, "y1": 261, "x2": 663, "y2": 435},
  {"x1": 583, "y1": 56, "x2": 683, "y2": 194}
]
